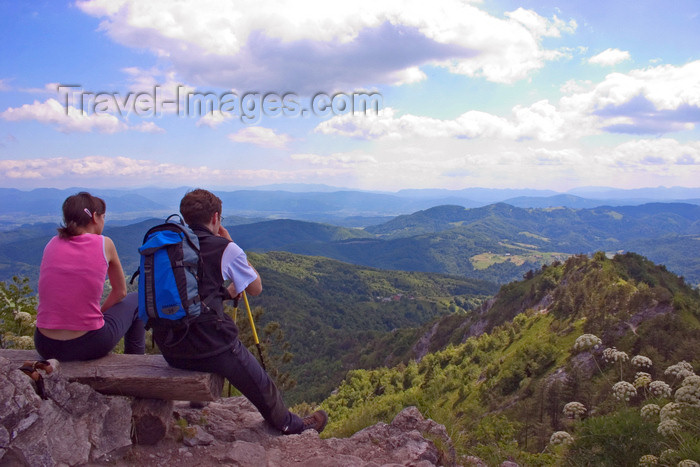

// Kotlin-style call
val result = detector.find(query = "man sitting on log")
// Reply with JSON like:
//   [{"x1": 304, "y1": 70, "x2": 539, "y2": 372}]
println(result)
[{"x1": 151, "y1": 188, "x2": 327, "y2": 435}]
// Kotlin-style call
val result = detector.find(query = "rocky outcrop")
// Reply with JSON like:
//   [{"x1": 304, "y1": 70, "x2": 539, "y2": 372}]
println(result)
[
  {"x1": 1, "y1": 357, "x2": 132, "y2": 466},
  {"x1": 158, "y1": 399, "x2": 456, "y2": 467},
  {"x1": 1, "y1": 356, "x2": 456, "y2": 466},
  {"x1": 413, "y1": 321, "x2": 440, "y2": 362}
]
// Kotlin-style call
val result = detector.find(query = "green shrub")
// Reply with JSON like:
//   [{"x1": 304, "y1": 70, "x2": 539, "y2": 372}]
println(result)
[{"x1": 564, "y1": 408, "x2": 664, "y2": 467}]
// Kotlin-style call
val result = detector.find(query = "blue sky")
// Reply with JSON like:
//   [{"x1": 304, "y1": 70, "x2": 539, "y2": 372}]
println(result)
[{"x1": 1, "y1": 0, "x2": 699, "y2": 192}]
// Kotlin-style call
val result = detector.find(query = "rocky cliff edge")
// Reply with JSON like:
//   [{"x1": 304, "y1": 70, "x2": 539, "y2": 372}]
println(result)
[{"x1": 0, "y1": 356, "x2": 457, "y2": 466}]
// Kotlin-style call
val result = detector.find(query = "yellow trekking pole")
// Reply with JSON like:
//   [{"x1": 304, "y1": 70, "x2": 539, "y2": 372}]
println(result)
[{"x1": 242, "y1": 291, "x2": 266, "y2": 371}]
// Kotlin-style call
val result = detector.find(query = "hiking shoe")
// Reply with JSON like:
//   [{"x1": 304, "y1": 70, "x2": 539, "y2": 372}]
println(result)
[{"x1": 301, "y1": 410, "x2": 328, "y2": 433}]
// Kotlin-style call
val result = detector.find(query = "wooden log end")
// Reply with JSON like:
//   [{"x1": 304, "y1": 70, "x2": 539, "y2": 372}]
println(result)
[{"x1": 131, "y1": 399, "x2": 174, "y2": 445}]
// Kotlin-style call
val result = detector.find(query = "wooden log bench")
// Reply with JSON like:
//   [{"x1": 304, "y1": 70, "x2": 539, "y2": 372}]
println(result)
[
  {"x1": 0, "y1": 349, "x2": 224, "y2": 400},
  {"x1": 1, "y1": 349, "x2": 225, "y2": 445}
]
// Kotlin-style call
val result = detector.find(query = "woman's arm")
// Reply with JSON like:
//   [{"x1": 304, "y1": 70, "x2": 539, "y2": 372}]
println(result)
[{"x1": 101, "y1": 236, "x2": 127, "y2": 312}]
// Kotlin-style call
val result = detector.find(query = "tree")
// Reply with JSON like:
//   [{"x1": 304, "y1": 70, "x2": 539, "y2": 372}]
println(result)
[{"x1": 225, "y1": 303, "x2": 297, "y2": 393}]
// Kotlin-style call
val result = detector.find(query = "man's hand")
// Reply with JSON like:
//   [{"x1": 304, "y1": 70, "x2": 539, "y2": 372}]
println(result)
[
  {"x1": 228, "y1": 284, "x2": 242, "y2": 301},
  {"x1": 217, "y1": 224, "x2": 233, "y2": 241}
]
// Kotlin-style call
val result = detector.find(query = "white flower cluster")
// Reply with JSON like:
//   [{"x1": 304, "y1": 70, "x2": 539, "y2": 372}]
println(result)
[
  {"x1": 563, "y1": 401, "x2": 586, "y2": 418},
  {"x1": 631, "y1": 355, "x2": 653, "y2": 369},
  {"x1": 602, "y1": 347, "x2": 615, "y2": 361},
  {"x1": 2, "y1": 333, "x2": 34, "y2": 350},
  {"x1": 638, "y1": 454, "x2": 658, "y2": 466},
  {"x1": 612, "y1": 381, "x2": 637, "y2": 401},
  {"x1": 659, "y1": 402, "x2": 682, "y2": 421},
  {"x1": 634, "y1": 372, "x2": 652, "y2": 388},
  {"x1": 603, "y1": 347, "x2": 628, "y2": 363},
  {"x1": 674, "y1": 374, "x2": 700, "y2": 407},
  {"x1": 657, "y1": 419, "x2": 681, "y2": 437},
  {"x1": 640, "y1": 404, "x2": 660, "y2": 420},
  {"x1": 549, "y1": 431, "x2": 574, "y2": 446},
  {"x1": 678, "y1": 460, "x2": 700, "y2": 467},
  {"x1": 573, "y1": 334, "x2": 601, "y2": 352},
  {"x1": 16, "y1": 335, "x2": 33, "y2": 349},
  {"x1": 649, "y1": 380, "x2": 672, "y2": 398},
  {"x1": 13, "y1": 310, "x2": 34, "y2": 325},
  {"x1": 665, "y1": 361, "x2": 695, "y2": 380}
]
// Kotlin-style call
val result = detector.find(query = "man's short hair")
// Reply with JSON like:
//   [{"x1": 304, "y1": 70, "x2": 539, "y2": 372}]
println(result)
[{"x1": 180, "y1": 189, "x2": 223, "y2": 226}]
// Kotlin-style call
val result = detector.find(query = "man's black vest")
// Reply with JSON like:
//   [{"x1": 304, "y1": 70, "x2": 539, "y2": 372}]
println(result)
[{"x1": 191, "y1": 224, "x2": 231, "y2": 313}]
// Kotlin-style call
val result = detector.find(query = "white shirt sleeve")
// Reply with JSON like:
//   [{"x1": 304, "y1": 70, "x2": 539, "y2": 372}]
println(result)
[{"x1": 220, "y1": 242, "x2": 258, "y2": 295}]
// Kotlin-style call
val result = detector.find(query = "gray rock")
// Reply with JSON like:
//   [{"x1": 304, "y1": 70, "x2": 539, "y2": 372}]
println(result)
[
  {"x1": 210, "y1": 440, "x2": 266, "y2": 466},
  {"x1": 182, "y1": 425, "x2": 215, "y2": 447},
  {"x1": 0, "y1": 356, "x2": 132, "y2": 466},
  {"x1": 161, "y1": 401, "x2": 457, "y2": 467}
]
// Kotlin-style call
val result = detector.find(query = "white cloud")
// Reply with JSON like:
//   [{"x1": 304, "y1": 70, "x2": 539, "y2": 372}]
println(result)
[
  {"x1": 291, "y1": 152, "x2": 378, "y2": 167},
  {"x1": 389, "y1": 67, "x2": 427, "y2": 86},
  {"x1": 560, "y1": 79, "x2": 593, "y2": 95},
  {"x1": 589, "y1": 48, "x2": 631, "y2": 66},
  {"x1": 276, "y1": 135, "x2": 700, "y2": 191},
  {"x1": 506, "y1": 8, "x2": 576, "y2": 38},
  {"x1": 1, "y1": 97, "x2": 177, "y2": 134},
  {"x1": 0, "y1": 155, "x2": 348, "y2": 187},
  {"x1": 76, "y1": 0, "x2": 576, "y2": 89},
  {"x1": 228, "y1": 127, "x2": 291, "y2": 149},
  {"x1": 18, "y1": 82, "x2": 61, "y2": 94},
  {"x1": 561, "y1": 60, "x2": 700, "y2": 133},
  {"x1": 3, "y1": 137, "x2": 698, "y2": 191},
  {"x1": 315, "y1": 103, "x2": 576, "y2": 142},
  {"x1": 1, "y1": 98, "x2": 128, "y2": 133},
  {"x1": 607, "y1": 138, "x2": 700, "y2": 167},
  {"x1": 0, "y1": 78, "x2": 11, "y2": 91},
  {"x1": 0, "y1": 156, "x2": 206, "y2": 180},
  {"x1": 318, "y1": 61, "x2": 700, "y2": 141},
  {"x1": 132, "y1": 121, "x2": 166, "y2": 133},
  {"x1": 197, "y1": 111, "x2": 233, "y2": 128}
]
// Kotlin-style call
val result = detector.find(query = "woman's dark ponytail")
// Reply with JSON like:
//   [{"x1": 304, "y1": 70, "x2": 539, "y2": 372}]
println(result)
[{"x1": 57, "y1": 192, "x2": 106, "y2": 238}]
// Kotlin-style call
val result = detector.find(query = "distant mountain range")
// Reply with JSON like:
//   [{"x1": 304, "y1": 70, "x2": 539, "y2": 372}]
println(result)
[
  {"x1": 229, "y1": 202, "x2": 700, "y2": 285},
  {"x1": 1, "y1": 186, "x2": 699, "y2": 228},
  {"x1": 2, "y1": 199, "x2": 699, "y2": 287}
]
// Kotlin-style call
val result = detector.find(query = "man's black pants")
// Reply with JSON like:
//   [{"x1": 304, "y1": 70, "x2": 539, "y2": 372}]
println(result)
[{"x1": 163, "y1": 338, "x2": 304, "y2": 434}]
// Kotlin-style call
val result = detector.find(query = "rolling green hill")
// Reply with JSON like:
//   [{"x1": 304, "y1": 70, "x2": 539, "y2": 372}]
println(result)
[
  {"x1": 319, "y1": 252, "x2": 700, "y2": 465},
  {"x1": 322, "y1": 203, "x2": 700, "y2": 284},
  {"x1": 229, "y1": 219, "x2": 374, "y2": 250},
  {"x1": 365, "y1": 202, "x2": 700, "y2": 243}
]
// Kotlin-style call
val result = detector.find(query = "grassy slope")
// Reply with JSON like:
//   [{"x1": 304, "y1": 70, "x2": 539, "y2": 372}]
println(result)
[{"x1": 318, "y1": 252, "x2": 700, "y2": 465}]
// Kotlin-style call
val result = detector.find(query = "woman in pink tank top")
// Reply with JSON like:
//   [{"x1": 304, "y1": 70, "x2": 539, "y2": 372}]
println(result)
[{"x1": 34, "y1": 192, "x2": 145, "y2": 361}]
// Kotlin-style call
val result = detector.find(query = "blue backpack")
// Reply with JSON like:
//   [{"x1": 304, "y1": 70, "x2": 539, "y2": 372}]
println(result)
[{"x1": 136, "y1": 214, "x2": 213, "y2": 327}]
